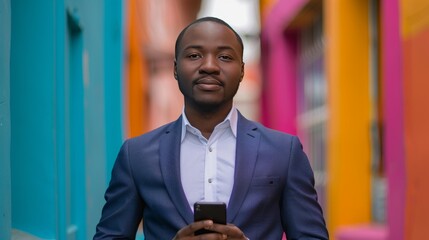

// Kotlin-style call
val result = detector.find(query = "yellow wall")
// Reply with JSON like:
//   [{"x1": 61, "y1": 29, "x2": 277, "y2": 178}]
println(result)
[
  {"x1": 324, "y1": 0, "x2": 372, "y2": 236},
  {"x1": 401, "y1": 0, "x2": 429, "y2": 37}
]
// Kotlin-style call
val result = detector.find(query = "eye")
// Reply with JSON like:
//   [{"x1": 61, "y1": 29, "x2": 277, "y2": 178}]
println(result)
[
  {"x1": 219, "y1": 55, "x2": 233, "y2": 61},
  {"x1": 187, "y1": 53, "x2": 201, "y2": 60}
]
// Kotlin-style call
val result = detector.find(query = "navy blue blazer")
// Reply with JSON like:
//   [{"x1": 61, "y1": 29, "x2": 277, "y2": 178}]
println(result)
[{"x1": 94, "y1": 112, "x2": 328, "y2": 239}]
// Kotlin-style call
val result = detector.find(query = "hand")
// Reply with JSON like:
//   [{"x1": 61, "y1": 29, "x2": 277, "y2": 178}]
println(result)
[
  {"x1": 173, "y1": 220, "x2": 221, "y2": 240},
  {"x1": 208, "y1": 223, "x2": 248, "y2": 240},
  {"x1": 172, "y1": 220, "x2": 248, "y2": 240}
]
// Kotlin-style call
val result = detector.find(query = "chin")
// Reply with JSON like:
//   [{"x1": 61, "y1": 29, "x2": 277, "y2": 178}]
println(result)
[{"x1": 195, "y1": 101, "x2": 224, "y2": 111}]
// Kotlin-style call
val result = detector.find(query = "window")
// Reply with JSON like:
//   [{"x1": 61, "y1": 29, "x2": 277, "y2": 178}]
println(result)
[{"x1": 296, "y1": 16, "x2": 327, "y2": 212}]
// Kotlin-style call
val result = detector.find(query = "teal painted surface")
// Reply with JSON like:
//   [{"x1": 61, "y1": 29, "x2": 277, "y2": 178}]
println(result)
[
  {"x1": 0, "y1": 0, "x2": 11, "y2": 239},
  {"x1": 54, "y1": 1, "x2": 67, "y2": 239},
  {"x1": 65, "y1": 3, "x2": 86, "y2": 239},
  {"x1": 65, "y1": 1, "x2": 125, "y2": 238},
  {"x1": 10, "y1": 0, "x2": 57, "y2": 238},
  {"x1": 80, "y1": 2, "x2": 108, "y2": 238},
  {"x1": 102, "y1": 0, "x2": 127, "y2": 233},
  {"x1": 10, "y1": 0, "x2": 124, "y2": 239},
  {"x1": 104, "y1": 0, "x2": 125, "y2": 184},
  {"x1": 100, "y1": 2, "x2": 126, "y2": 237}
]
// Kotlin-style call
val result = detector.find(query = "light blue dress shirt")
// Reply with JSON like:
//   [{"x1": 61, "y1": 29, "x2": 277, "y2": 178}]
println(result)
[{"x1": 180, "y1": 107, "x2": 238, "y2": 212}]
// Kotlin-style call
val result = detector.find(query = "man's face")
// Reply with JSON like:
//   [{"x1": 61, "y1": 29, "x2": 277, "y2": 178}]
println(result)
[{"x1": 175, "y1": 21, "x2": 244, "y2": 110}]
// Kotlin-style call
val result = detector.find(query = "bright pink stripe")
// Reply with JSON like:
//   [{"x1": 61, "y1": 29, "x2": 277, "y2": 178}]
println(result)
[
  {"x1": 336, "y1": 225, "x2": 387, "y2": 240},
  {"x1": 260, "y1": 0, "x2": 309, "y2": 134},
  {"x1": 381, "y1": 0, "x2": 405, "y2": 240}
]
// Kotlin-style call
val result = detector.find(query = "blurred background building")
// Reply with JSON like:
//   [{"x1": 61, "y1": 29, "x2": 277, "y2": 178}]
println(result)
[{"x1": 1, "y1": 0, "x2": 428, "y2": 239}]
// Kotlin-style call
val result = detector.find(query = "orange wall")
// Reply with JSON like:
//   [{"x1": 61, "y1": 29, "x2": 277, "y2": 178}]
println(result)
[
  {"x1": 126, "y1": 0, "x2": 149, "y2": 138},
  {"x1": 403, "y1": 19, "x2": 429, "y2": 240},
  {"x1": 325, "y1": 0, "x2": 372, "y2": 236},
  {"x1": 401, "y1": 0, "x2": 429, "y2": 238},
  {"x1": 126, "y1": 0, "x2": 201, "y2": 133}
]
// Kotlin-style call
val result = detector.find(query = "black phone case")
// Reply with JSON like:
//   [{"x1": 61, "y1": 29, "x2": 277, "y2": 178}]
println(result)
[{"x1": 194, "y1": 202, "x2": 227, "y2": 235}]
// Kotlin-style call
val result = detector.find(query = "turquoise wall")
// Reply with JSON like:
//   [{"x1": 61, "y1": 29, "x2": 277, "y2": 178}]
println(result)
[
  {"x1": 7, "y1": 0, "x2": 124, "y2": 239},
  {"x1": 11, "y1": 0, "x2": 58, "y2": 237},
  {"x1": 0, "y1": 0, "x2": 11, "y2": 239}
]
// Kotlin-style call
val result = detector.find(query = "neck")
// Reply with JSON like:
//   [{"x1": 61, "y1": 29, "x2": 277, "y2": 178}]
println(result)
[{"x1": 184, "y1": 104, "x2": 232, "y2": 139}]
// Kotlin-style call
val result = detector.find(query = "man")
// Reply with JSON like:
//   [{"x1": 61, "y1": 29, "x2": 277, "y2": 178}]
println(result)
[{"x1": 94, "y1": 17, "x2": 328, "y2": 240}]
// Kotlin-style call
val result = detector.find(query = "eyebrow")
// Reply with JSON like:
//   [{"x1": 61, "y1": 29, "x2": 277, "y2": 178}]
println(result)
[{"x1": 183, "y1": 45, "x2": 238, "y2": 53}]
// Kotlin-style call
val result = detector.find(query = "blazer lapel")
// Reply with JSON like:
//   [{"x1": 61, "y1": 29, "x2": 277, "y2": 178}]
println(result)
[
  {"x1": 227, "y1": 113, "x2": 260, "y2": 222},
  {"x1": 159, "y1": 117, "x2": 194, "y2": 224}
]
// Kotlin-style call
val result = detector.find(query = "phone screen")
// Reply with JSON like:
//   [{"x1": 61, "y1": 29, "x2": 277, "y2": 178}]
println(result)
[{"x1": 194, "y1": 201, "x2": 227, "y2": 235}]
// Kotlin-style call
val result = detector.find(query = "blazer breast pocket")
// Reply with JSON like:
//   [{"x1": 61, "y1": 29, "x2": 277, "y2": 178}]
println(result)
[{"x1": 250, "y1": 176, "x2": 280, "y2": 187}]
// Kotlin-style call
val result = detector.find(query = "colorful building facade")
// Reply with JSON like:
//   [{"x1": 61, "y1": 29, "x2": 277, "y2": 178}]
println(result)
[
  {"x1": 3, "y1": 0, "x2": 429, "y2": 239},
  {"x1": 1, "y1": 0, "x2": 125, "y2": 239},
  {"x1": 260, "y1": 0, "x2": 429, "y2": 239}
]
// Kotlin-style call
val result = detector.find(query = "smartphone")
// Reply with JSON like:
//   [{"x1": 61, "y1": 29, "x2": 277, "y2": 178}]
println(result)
[{"x1": 193, "y1": 201, "x2": 227, "y2": 235}]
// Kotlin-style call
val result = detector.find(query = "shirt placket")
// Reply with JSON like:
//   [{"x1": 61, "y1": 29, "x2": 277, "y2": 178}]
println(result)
[{"x1": 204, "y1": 140, "x2": 217, "y2": 201}]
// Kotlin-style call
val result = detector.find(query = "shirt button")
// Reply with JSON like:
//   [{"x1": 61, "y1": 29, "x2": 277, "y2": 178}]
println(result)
[
  {"x1": 208, "y1": 178, "x2": 213, "y2": 183},
  {"x1": 209, "y1": 147, "x2": 213, "y2": 152}
]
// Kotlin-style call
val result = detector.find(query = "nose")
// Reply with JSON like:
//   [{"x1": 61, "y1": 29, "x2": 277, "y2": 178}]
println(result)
[{"x1": 199, "y1": 55, "x2": 220, "y2": 74}]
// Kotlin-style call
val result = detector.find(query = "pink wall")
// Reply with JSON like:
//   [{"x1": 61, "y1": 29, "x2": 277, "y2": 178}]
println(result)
[
  {"x1": 260, "y1": 0, "x2": 310, "y2": 134},
  {"x1": 381, "y1": 0, "x2": 405, "y2": 240},
  {"x1": 262, "y1": 1, "x2": 407, "y2": 239}
]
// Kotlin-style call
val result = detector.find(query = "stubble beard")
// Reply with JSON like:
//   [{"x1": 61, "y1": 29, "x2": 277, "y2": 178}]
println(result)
[{"x1": 178, "y1": 77, "x2": 240, "y2": 114}]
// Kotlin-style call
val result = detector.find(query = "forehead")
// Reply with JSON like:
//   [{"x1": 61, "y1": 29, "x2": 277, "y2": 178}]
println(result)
[{"x1": 179, "y1": 21, "x2": 242, "y2": 53}]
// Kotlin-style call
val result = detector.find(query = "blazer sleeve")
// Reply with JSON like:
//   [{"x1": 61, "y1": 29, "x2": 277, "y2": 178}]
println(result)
[
  {"x1": 282, "y1": 136, "x2": 329, "y2": 240},
  {"x1": 94, "y1": 140, "x2": 144, "y2": 239}
]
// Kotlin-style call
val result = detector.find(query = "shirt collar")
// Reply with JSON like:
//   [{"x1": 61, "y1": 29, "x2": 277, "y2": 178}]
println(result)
[{"x1": 181, "y1": 106, "x2": 238, "y2": 142}]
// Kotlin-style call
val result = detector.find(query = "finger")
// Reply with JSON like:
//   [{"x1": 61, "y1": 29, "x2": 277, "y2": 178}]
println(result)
[
  {"x1": 177, "y1": 220, "x2": 214, "y2": 237},
  {"x1": 195, "y1": 232, "x2": 227, "y2": 240},
  {"x1": 210, "y1": 224, "x2": 246, "y2": 238}
]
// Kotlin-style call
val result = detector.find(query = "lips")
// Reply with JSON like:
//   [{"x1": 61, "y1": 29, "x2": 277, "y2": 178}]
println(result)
[{"x1": 194, "y1": 78, "x2": 223, "y2": 91}]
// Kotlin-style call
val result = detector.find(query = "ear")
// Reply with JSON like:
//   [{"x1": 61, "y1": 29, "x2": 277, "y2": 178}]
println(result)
[
  {"x1": 174, "y1": 60, "x2": 178, "y2": 80},
  {"x1": 240, "y1": 62, "x2": 245, "y2": 82}
]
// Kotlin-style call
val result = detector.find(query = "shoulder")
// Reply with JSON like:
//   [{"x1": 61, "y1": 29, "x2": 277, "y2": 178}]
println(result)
[
  {"x1": 125, "y1": 118, "x2": 181, "y2": 147},
  {"x1": 237, "y1": 114, "x2": 303, "y2": 154},
  {"x1": 238, "y1": 113, "x2": 296, "y2": 141}
]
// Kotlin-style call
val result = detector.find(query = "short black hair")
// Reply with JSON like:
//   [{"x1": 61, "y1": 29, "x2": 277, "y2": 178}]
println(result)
[{"x1": 174, "y1": 17, "x2": 244, "y2": 60}]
